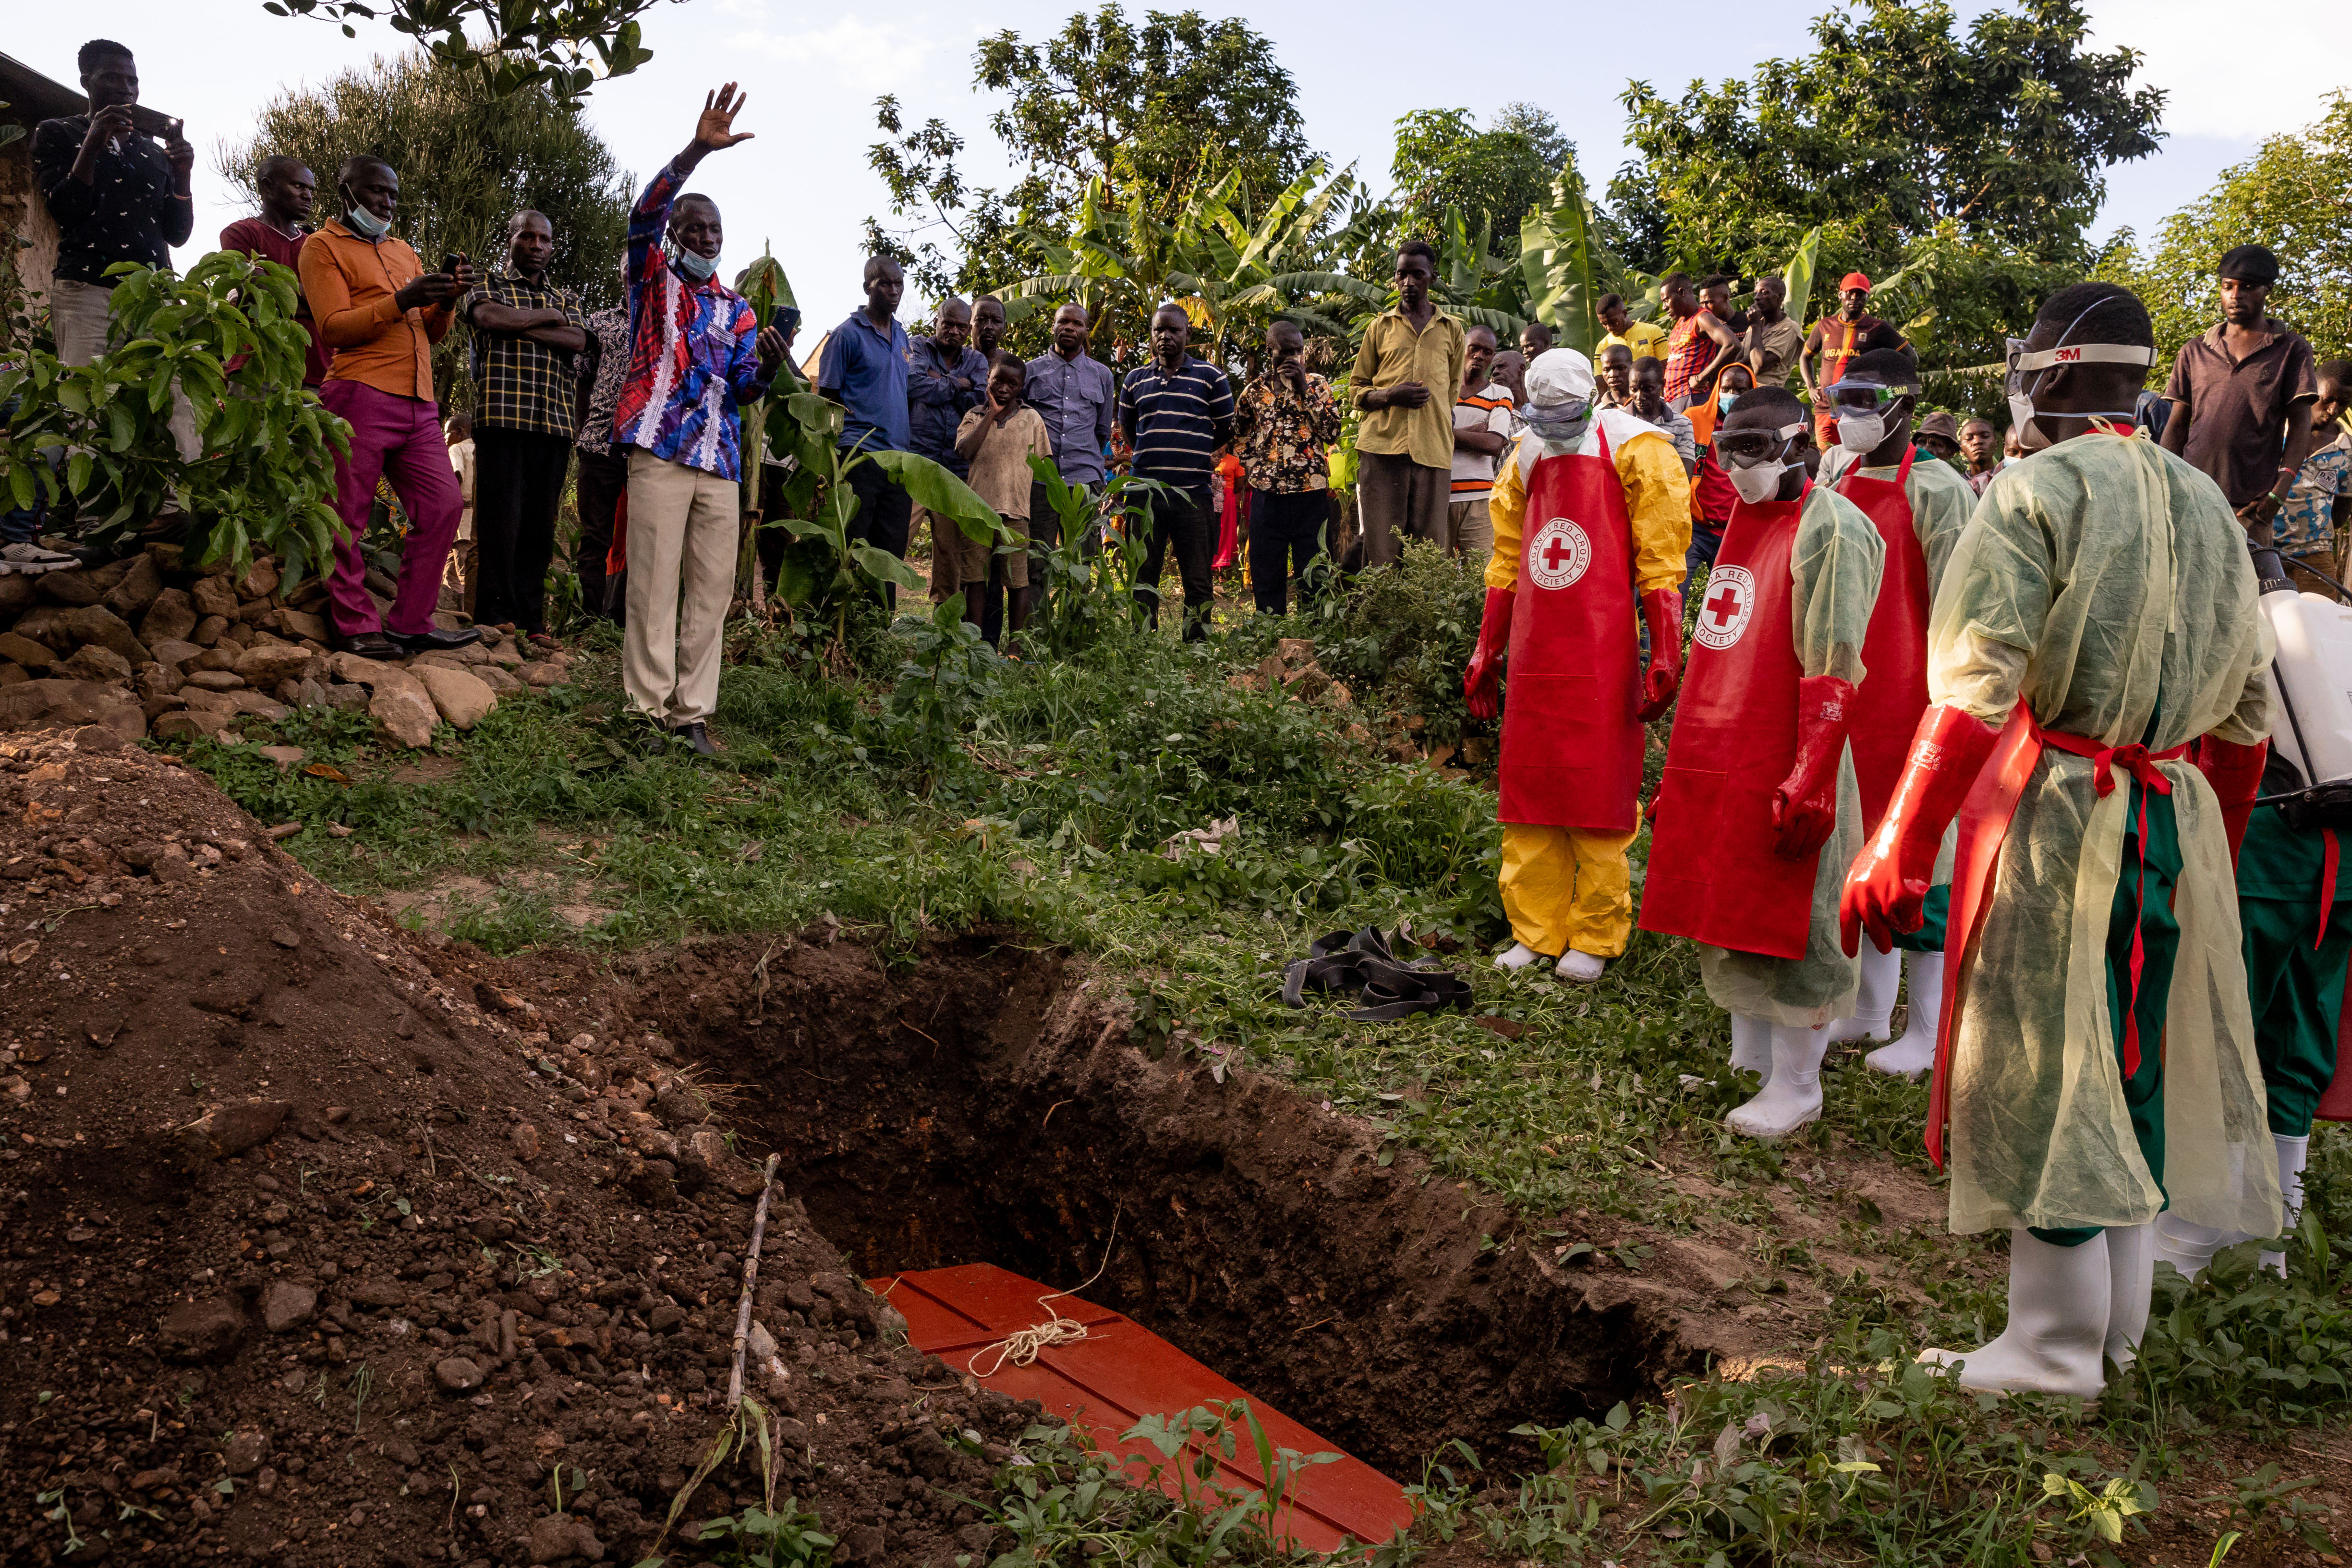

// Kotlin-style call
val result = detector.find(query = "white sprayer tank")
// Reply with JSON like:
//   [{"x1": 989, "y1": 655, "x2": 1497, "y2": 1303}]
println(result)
[{"x1": 2261, "y1": 588, "x2": 2352, "y2": 784}]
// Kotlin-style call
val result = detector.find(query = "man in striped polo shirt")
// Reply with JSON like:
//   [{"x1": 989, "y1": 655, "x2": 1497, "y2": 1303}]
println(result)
[
  {"x1": 1117, "y1": 302, "x2": 1236, "y2": 640},
  {"x1": 1450, "y1": 325, "x2": 1515, "y2": 558}
]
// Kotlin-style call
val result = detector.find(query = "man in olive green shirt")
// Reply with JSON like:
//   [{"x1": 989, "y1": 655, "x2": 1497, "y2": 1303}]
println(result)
[{"x1": 1350, "y1": 240, "x2": 1467, "y2": 565}]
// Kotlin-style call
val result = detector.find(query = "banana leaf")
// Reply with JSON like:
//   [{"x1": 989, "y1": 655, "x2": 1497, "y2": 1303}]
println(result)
[
  {"x1": 871, "y1": 449, "x2": 1008, "y2": 546},
  {"x1": 1782, "y1": 226, "x2": 1823, "y2": 334}
]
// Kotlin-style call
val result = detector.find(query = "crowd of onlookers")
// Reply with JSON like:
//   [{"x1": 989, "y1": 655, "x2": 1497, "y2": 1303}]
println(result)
[{"x1": 14, "y1": 44, "x2": 2352, "y2": 753}]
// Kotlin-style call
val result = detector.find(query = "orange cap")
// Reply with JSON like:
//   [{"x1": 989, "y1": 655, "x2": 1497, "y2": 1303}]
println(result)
[{"x1": 1839, "y1": 271, "x2": 1871, "y2": 292}]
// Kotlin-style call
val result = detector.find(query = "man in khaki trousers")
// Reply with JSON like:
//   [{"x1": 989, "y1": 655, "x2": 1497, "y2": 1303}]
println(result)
[{"x1": 611, "y1": 86, "x2": 791, "y2": 754}]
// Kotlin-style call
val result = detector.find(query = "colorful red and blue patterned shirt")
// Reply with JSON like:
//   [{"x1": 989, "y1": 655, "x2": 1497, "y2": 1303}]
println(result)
[{"x1": 611, "y1": 160, "x2": 772, "y2": 479}]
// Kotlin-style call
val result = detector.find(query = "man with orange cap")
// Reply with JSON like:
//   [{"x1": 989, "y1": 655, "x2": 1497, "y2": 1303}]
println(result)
[
  {"x1": 1801, "y1": 273, "x2": 1900, "y2": 450},
  {"x1": 1465, "y1": 348, "x2": 1690, "y2": 982}
]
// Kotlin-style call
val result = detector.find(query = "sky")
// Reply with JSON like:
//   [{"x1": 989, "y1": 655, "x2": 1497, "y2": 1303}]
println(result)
[{"x1": 11, "y1": 0, "x2": 2349, "y2": 331}]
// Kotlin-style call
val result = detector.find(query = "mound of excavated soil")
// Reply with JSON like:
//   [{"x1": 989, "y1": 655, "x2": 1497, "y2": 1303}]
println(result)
[{"x1": 0, "y1": 733, "x2": 1037, "y2": 1568}]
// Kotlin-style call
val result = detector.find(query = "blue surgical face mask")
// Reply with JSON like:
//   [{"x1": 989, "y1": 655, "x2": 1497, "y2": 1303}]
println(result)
[
  {"x1": 672, "y1": 245, "x2": 718, "y2": 282},
  {"x1": 343, "y1": 203, "x2": 390, "y2": 239},
  {"x1": 1718, "y1": 388, "x2": 1740, "y2": 413}
]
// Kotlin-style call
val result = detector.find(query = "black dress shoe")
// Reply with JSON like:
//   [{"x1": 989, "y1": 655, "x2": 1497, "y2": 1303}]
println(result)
[
  {"x1": 671, "y1": 721, "x2": 719, "y2": 757},
  {"x1": 334, "y1": 632, "x2": 403, "y2": 660},
  {"x1": 388, "y1": 626, "x2": 483, "y2": 653}
]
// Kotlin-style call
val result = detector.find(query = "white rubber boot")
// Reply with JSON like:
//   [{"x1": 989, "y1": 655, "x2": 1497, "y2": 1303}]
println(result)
[
  {"x1": 1495, "y1": 942, "x2": 1549, "y2": 972},
  {"x1": 1725, "y1": 1025, "x2": 1827, "y2": 1139},
  {"x1": 1728, "y1": 1013, "x2": 1774, "y2": 1086},
  {"x1": 2103, "y1": 1223, "x2": 2154, "y2": 1373},
  {"x1": 2263, "y1": 1133, "x2": 2310, "y2": 1276},
  {"x1": 1919, "y1": 1228, "x2": 2111, "y2": 1397},
  {"x1": 2151, "y1": 1212, "x2": 2252, "y2": 1282},
  {"x1": 1556, "y1": 949, "x2": 1607, "y2": 983},
  {"x1": 1865, "y1": 951, "x2": 1943, "y2": 1078},
  {"x1": 1826, "y1": 944, "x2": 1899, "y2": 1043}
]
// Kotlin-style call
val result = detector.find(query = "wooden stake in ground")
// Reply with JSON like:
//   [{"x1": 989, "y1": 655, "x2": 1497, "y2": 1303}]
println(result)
[{"x1": 727, "y1": 1153, "x2": 785, "y2": 1407}]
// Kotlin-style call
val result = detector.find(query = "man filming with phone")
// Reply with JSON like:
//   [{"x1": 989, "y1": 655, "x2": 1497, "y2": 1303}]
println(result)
[
  {"x1": 298, "y1": 154, "x2": 484, "y2": 658},
  {"x1": 31, "y1": 39, "x2": 204, "y2": 491}
]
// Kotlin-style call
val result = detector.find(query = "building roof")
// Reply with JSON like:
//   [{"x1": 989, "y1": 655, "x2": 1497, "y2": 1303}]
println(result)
[{"x1": 0, "y1": 52, "x2": 86, "y2": 128}]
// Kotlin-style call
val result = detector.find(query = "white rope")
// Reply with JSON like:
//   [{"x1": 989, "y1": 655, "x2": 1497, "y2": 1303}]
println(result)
[{"x1": 966, "y1": 1203, "x2": 1122, "y2": 1377}]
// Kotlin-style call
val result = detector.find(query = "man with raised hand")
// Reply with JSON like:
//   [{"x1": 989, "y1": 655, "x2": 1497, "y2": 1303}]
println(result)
[
  {"x1": 1659, "y1": 271, "x2": 1739, "y2": 410},
  {"x1": 463, "y1": 209, "x2": 588, "y2": 642},
  {"x1": 299, "y1": 155, "x2": 479, "y2": 659},
  {"x1": 1817, "y1": 348, "x2": 1976, "y2": 1078},
  {"x1": 610, "y1": 85, "x2": 791, "y2": 755},
  {"x1": 1638, "y1": 385, "x2": 1884, "y2": 1139},
  {"x1": 1466, "y1": 349, "x2": 1688, "y2": 984},
  {"x1": 1349, "y1": 241, "x2": 1465, "y2": 563},
  {"x1": 1842, "y1": 281, "x2": 2279, "y2": 1397}
]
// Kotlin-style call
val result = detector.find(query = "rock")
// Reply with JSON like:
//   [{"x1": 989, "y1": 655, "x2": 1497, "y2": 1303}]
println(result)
[
  {"x1": 137, "y1": 660, "x2": 183, "y2": 698},
  {"x1": 434, "y1": 1356, "x2": 485, "y2": 1393},
  {"x1": 412, "y1": 663, "x2": 497, "y2": 729},
  {"x1": 344, "y1": 1278, "x2": 408, "y2": 1310},
  {"x1": 192, "y1": 646, "x2": 239, "y2": 671},
  {"x1": 0, "y1": 632, "x2": 56, "y2": 671},
  {"x1": 139, "y1": 588, "x2": 199, "y2": 646},
  {"x1": 518, "y1": 661, "x2": 566, "y2": 688},
  {"x1": 222, "y1": 1429, "x2": 268, "y2": 1475},
  {"x1": 60, "y1": 644, "x2": 133, "y2": 683},
  {"x1": 237, "y1": 558, "x2": 281, "y2": 601},
  {"x1": 158, "y1": 1297, "x2": 245, "y2": 1363},
  {"x1": 8, "y1": 606, "x2": 77, "y2": 651},
  {"x1": 60, "y1": 606, "x2": 151, "y2": 667},
  {"x1": 0, "y1": 575, "x2": 34, "y2": 615},
  {"x1": 235, "y1": 643, "x2": 314, "y2": 687},
  {"x1": 269, "y1": 925, "x2": 301, "y2": 948},
  {"x1": 0, "y1": 679, "x2": 145, "y2": 743},
  {"x1": 171, "y1": 1100, "x2": 293, "y2": 1161},
  {"x1": 230, "y1": 689, "x2": 291, "y2": 720},
  {"x1": 102, "y1": 555, "x2": 165, "y2": 620},
  {"x1": 151, "y1": 711, "x2": 230, "y2": 744},
  {"x1": 527, "y1": 1514, "x2": 605, "y2": 1564},
  {"x1": 190, "y1": 574, "x2": 240, "y2": 620},
  {"x1": 261, "y1": 1281, "x2": 317, "y2": 1334},
  {"x1": 0, "y1": 663, "x2": 25, "y2": 686},
  {"x1": 183, "y1": 669, "x2": 245, "y2": 692},
  {"x1": 372, "y1": 682, "x2": 436, "y2": 748},
  {"x1": 322, "y1": 681, "x2": 369, "y2": 713},
  {"x1": 510, "y1": 1122, "x2": 541, "y2": 1162},
  {"x1": 35, "y1": 569, "x2": 106, "y2": 607},
  {"x1": 258, "y1": 745, "x2": 307, "y2": 770},
  {"x1": 147, "y1": 637, "x2": 203, "y2": 670},
  {"x1": 192, "y1": 614, "x2": 228, "y2": 647},
  {"x1": 479, "y1": 666, "x2": 523, "y2": 693},
  {"x1": 178, "y1": 687, "x2": 238, "y2": 716},
  {"x1": 280, "y1": 609, "x2": 330, "y2": 644},
  {"x1": 655, "y1": 1083, "x2": 712, "y2": 1127}
]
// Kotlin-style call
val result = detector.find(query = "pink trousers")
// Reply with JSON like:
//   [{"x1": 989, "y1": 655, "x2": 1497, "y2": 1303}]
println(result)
[{"x1": 317, "y1": 379, "x2": 462, "y2": 638}]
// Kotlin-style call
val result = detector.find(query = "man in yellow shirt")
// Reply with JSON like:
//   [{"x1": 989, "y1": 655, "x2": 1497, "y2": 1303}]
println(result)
[
  {"x1": 1596, "y1": 292, "x2": 1668, "y2": 368},
  {"x1": 1465, "y1": 349, "x2": 1691, "y2": 980},
  {"x1": 1349, "y1": 240, "x2": 1467, "y2": 565}
]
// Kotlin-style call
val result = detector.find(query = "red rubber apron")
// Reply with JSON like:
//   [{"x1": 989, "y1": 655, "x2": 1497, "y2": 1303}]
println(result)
[
  {"x1": 1834, "y1": 446, "x2": 1930, "y2": 829},
  {"x1": 1638, "y1": 482, "x2": 1817, "y2": 960},
  {"x1": 1497, "y1": 430, "x2": 1642, "y2": 833}
]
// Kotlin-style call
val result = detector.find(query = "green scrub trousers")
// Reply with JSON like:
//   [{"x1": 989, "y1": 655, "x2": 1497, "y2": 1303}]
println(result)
[{"x1": 2236, "y1": 805, "x2": 2352, "y2": 1137}]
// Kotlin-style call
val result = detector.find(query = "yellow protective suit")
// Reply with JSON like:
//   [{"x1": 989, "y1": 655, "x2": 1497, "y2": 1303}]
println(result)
[
  {"x1": 1929, "y1": 433, "x2": 2281, "y2": 1237},
  {"x1": 1486, "y1": 407, "x2": 1689, "y2": 956}
]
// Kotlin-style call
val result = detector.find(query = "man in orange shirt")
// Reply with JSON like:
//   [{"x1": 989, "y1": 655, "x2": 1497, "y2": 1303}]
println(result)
[{"x1": 297, "y1": 155, "x2": 483, "y2": 658}]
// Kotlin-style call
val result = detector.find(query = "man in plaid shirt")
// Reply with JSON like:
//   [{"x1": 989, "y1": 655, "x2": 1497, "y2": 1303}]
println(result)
[
  {"x1": 462, "y1": 210, "x2": 588, "y2": 640},
  {"x1": 610, "y1": 86, "x2": 791, "y2": 754}
]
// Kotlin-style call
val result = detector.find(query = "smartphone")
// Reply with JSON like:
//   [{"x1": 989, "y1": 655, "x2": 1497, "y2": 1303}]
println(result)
[{"x1": 440, "y1": 253, "x2": 464, "y2": 279}]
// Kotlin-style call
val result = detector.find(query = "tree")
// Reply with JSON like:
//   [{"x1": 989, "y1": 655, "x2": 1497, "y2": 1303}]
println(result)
[
  {"x1": 221, "y1": 49, "x2": 634, "y2": 405},
  {"x1": 264, "y1": 0, "x2": 656, "y2": 104},
  {"x1": 868, "y1": 5, "x2": 1312, "y2": 319},
  {"x1": 2099, "y1": 92, "x2": 2352, "y2": 379},
  {"x1": 1610, "y1": 0, "x2": 2163, "y2": 366},
  {"x1": 1390, "y1": 104, "x2": 1574, "y2": 254}
]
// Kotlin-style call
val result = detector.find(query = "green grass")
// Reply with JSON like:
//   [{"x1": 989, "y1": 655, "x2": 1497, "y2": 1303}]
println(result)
[{"x1": 170, "y1": 551, "x2": 2352, "y2": 1568}]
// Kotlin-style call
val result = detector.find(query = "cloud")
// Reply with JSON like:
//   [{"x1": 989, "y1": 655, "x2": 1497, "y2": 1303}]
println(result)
[
  {"x1": 2086, "y1": 0, "x2": 2351, "y2": 144},
  {"x1": 727, "y1": 15, "x2": 944, "y2": 78}
]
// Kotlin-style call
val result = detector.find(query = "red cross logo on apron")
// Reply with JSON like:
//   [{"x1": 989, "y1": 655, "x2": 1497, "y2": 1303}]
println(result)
[
  {"x1": 1693, "y1": 564, "x2": 1756, "y2": 650},
  {"x1": 1526, "y1": 517, "x2": 1592, "y2": 591}
]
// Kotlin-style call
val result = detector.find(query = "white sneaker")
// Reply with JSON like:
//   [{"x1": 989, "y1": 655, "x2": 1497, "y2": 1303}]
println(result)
[
  {"x1": 1555, "y1": 949, "x2": 1606, "y2": 983},
  {"x1": 1920, "y1": 1228, "x2": 2111, "y2": 1398},
  {"x1": 1494, "y1": 942, "x2": 1549, "y2": 972},
  {"x1": 0, "y1": 541, "x2": 78, "y2": 575},
  {"x1": 1725, "y1": 1025, "x2": 1827, "y2": 1138},
  {"x1": 1826, "y1": 943, "x2": 1899, "y2": 1043},
  {"x1": 1865, "y1": 952, "x2": 1942, "y2": 1077}
]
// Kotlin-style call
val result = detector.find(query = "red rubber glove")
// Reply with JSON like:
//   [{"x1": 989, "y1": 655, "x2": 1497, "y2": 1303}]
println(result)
[
  {"x1": 1840, "y1": 704, "x2": 2002, "y2": 955},
  {"x1": 2195, "y1": 734, "x2": 2268, "y2": 867},
  {"x1": 1635, "y1": 588, "x2": 1683, "y2": 723},
  {"x1": 1463, "y1": 584, "x2": 1514, "y2": 721},
  {"x1": 1771, "y1": 674, "x2": 1857, "y2": 860}
]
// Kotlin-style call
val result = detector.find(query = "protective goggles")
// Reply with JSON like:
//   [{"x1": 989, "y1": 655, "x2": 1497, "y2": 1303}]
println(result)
[
  {"x1": 2001, "y1": 338, "x2": 2154, "y2": 400},
  {"x1": 1823, "y1": 376, "x2": 1917, "y2": 413},
  {"x1": 1713, "y1": 421, "x2": 1807, "y2": 465}
]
